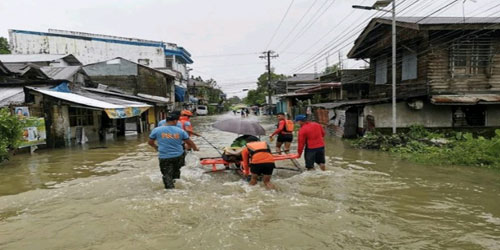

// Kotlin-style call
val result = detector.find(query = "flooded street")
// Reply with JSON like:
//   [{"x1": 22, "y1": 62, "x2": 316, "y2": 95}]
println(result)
[{"x1": 1, "y1": 113, "x2": 500, "y2": 249}]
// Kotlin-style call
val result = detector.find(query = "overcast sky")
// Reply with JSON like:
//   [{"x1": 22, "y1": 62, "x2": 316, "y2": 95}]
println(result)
[{"x1": 1, "y1": 0, "x2": 499, "y2": 98}]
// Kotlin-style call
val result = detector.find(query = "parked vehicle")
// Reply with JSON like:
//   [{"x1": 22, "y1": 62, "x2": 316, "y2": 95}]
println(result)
[{"x1": 196, "y1": 105, "x2": 208, "y2": 116}]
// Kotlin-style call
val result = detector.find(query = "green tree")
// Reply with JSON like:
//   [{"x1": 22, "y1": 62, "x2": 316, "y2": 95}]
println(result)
[
  {"x1": 0, "y1": 37, "x2": 10, "y2": 54},
  {"x1": 0, "y1": 108, "x2": 23, "y2": 162},
  {"x1": 244, "y1": 71, "x2": 288, "y2": 105},
  {"x1": 324, "y1": 63, "x2": 340, "y2": 74},
  {"x1": 227, "y1": 96, "x2": 241, "y2": 104}
]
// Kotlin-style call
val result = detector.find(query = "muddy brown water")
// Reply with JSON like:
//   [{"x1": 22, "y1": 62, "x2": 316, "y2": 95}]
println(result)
[{"x1": 0, "y1": 113, "x2": 499, "y2": 249}]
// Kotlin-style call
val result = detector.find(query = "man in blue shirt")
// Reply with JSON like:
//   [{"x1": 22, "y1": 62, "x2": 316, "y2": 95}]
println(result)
[{"x1": 148, "y1": 113, "x2": 199, "y2": 189}]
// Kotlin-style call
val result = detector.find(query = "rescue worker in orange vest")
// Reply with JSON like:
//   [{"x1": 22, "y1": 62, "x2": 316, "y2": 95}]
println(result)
[
  {"x1": 241, "y1": 137, "x2": 276, "y2": 189},
  {"x1": 178, "y1": 110, "x2": 201, "y2": 137},
  {"x1": 270, "y1": 113, "x2": 294, "y2": 154}
]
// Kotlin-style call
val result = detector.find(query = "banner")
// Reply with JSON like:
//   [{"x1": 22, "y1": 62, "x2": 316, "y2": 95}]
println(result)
[
  {"x1": 19, "y1": 117, "x2": 46, "y2": 148},
  {"x1": 104, "y1": 107, "x2": 149, "y2": 119}
]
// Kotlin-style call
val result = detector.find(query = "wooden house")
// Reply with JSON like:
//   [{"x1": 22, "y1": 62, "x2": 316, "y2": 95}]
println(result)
[{"x1": 316, "y1": 17, "x2": 500, "y2": 137}]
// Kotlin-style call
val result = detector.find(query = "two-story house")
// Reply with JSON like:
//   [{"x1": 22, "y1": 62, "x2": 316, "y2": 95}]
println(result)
[{"x1": 321, "y1": 17, "x2": 500, "y2": 137}]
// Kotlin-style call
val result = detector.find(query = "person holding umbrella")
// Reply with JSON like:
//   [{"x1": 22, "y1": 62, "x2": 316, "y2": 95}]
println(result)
[{"x1": 295, "y1": 114, "x2": 326, "y2": 171}]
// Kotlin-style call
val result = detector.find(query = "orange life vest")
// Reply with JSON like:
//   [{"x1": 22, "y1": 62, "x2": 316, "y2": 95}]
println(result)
[
  {"x1": 246, "y1": 141, "x2": 274, "y2": 164},
  {"x1": 285, "y1": 119, "x2": 294, "y2": 132},
  {"x1": 278, "y1": 119, "x2": 295, "y2": 133}
]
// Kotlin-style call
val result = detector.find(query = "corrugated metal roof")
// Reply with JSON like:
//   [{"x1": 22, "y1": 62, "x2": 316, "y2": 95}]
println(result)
[
  {"x1": 431, "y1": 94, "x2": 500, "y2": 105},
  {"x1": 380, "y1": 16, "x2": 500, "y2": 25},
  {"x1": 137, "y1": 93, "x2": 170, "y2": 103},
  {"x1": 311, "y1": 98, "x2": 390, "y2": 109},
  {"x1": 83, "y1": 88, "x2": 170, "y2": 104},
  {"x1": 3, "y1": 64, "x2": 49, "y2": 78},
  {"x1": 0, "y1": 87, "x2": 24, "y2": 107},
  {"x1": 40, "y1": 66, "x2": 82, "y2": 81},
  {"x1": 0, "y1": 54, "x2": 76, "y2": 63},
  {"x1": 296, "y1": 82, "x2": 341, "y2": 93},
  {"x1": 283, "y1": 73, "x2": 320, "y2": 82},
  {"x1": 27, "y1": 87, "x2": 151, "y2": 109}
]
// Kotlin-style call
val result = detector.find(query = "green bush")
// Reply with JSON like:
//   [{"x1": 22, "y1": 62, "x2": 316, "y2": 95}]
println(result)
[
  {"x1": 0, "y1": 108, "x2": 23, "y2": 162},
  {"x1": 351, "y1": 125, "x2": 500, "y2": 169}
]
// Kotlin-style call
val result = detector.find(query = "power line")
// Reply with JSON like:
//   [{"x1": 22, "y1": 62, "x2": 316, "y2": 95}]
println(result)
[
  {"x1": 274, "y1": 0, "x2": 319, "y2": 51},
  {"x1": 265, "y1": 0, "x2": 295, "y2": 50},
  {"x1": 291, "y1": 0, "x2": 425, "y2": 73},
  {"x1": 195, "y1": 52, "x2": 260, "y2": 58},
  {"x1": 280, "y1": 0, "x2": 337, "y2": 54}
]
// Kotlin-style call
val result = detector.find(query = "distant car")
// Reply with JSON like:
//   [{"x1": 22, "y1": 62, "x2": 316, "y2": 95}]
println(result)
[{"x1": 196, "y1": 105, "x2": 208, "y2": 116}]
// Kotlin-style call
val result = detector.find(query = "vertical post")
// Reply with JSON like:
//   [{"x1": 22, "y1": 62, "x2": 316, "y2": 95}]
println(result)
[
  {"x1": 267, "y1": 50, "x2": 272, "y2": 105},
  {"x1": 391, "y1": 0, "x2": 397, "y2": 134}
]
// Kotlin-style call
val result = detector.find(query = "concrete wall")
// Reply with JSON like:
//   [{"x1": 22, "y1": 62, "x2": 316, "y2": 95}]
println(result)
[
  {"x1": 10, "y1": 32, "x2": 166, "y2": 68},
  {"x1": 137, "y1": 66, "x2": 169, "y2": 98},
  {"x1": 487, "y1": 106, "x2": 500, "y2": 126},
  {"x1": 83, "y1": 58, "x2": 138, "y2": 76},
  {"x1": 363, "y1": 102, "x2": 453, "y2": 128}
]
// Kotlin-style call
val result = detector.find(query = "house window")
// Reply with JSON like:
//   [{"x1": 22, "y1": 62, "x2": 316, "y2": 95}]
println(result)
[
  {"x1": 450, "y1": 38, "x2": 492, "y2": 76},
  {"x1": 69, "y1": 107, "x2": 94, "y2": 126},
  {"x1": 452, "y1": 106, "x2": 485, "y2": 127},
  {"x1": 375, "y1": 56, "x2": 387, "y2": 85},
  {"x1": 138, "y1": 59, "x2": 150, "y2": 66},
  {"x1": 402, "y1": 50, "x2": 417, "y2": 80},
  {"x1": 165, "y1": 55, "x2": 174, "y2": 69}
]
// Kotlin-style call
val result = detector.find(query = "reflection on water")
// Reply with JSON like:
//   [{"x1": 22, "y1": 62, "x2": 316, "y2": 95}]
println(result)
[{"x1": 0, "y1": 113, "x2": 499, "y2": 249}]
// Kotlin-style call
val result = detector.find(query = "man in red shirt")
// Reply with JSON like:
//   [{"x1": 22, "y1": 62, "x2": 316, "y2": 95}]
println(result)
[
  {"x1": 269, "y1": 113, "x2": 293, "y2": 154},
  {"x1": 295, "y1": 114, "x2": 326, "y2": 171}
]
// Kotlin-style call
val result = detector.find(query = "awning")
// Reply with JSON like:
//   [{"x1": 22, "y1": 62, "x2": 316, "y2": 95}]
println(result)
[
  {"x1": 27, "y1": 87, "x2": 151, "y2": 119},
  {"x1": 431, "y1": 95, "x2": 500, "y2": 105},
  {"x1": 175, "y1": 85, "x2": 185, "y2": 102}
]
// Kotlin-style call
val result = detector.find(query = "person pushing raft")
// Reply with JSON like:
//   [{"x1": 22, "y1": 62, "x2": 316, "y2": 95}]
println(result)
[{"x1": 241, "y1": 137, "x2": 276, "y2": 189}]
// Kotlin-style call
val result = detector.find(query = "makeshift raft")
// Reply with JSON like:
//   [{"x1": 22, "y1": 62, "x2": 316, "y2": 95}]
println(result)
[{"x1": 200, "y1": 153, "x2": 301, "y2": 172}]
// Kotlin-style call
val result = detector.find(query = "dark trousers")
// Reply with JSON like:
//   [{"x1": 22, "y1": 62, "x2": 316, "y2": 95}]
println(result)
[{"x1": 159, "y1": 155, "x2": 185, "y2": 189}]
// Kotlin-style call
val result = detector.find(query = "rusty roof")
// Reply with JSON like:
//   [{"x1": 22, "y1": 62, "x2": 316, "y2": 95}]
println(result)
[
  {"x1": 431, "y1": 95, "x2": 500, "y2": 105},
  {"x1": 296, "y1": 82, "x2": 341, "y2": 93}
]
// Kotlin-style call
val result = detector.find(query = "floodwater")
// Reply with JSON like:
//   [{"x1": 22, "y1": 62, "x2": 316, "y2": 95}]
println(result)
[{"x1": 1, "y1": 113, "x2": 499, "y2": 249}]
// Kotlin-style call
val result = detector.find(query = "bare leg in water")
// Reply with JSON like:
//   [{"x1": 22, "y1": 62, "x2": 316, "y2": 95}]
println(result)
[
  {"x1": 275, "y1": 141, "x2": 283, "y2": 155},
  {"x1": 249, "y1": 174, "x2": 258, "y2": 185},
  {"x1": 262, "y1": 175, "x2": 275, "y2": 190}
]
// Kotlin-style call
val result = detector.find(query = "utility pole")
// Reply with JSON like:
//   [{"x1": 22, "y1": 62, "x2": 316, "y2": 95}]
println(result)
[
  {"x1": 260, "y1": 50, "x2": 278, "y2": 105},
  {"x1": 353, "y1": 0, "x2": 397, "y2": 134}
]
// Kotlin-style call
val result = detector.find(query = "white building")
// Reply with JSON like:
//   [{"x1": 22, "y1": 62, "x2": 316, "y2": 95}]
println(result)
[{"x1": 8, "y1": 29, "x2": 193, "y2": 88}]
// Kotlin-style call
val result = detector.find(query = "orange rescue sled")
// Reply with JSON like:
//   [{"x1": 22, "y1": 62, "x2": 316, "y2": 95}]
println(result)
[{"x1": 201, "y1": 153, "x2": 300, "y2": 172}]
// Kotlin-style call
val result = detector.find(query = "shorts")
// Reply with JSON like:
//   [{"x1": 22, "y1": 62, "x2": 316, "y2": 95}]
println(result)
[
  {"x1": 277, "y1": 133, "x2": 293, "y2": 143},
  {"x1": 250, "y1": 163, "x2": 275, "y2": 176},
  {"x1": 159, "y1": 155, "x2": 185, "y2": 189},
  {"x1": 304, "y1": 147, "x2": 325, "y2": 169}
]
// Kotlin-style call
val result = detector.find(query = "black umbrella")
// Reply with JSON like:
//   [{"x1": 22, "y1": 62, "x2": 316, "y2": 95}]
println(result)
[{"x1": 213, "y1": 118, "x2": 266, "y2": 136}]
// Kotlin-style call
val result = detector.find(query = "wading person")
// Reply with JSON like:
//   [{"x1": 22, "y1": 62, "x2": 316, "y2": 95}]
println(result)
[
  {"x1": 270, "y1": 113, "x2": 294, "y2": 154},
  {"x1": 241, "y1": 137, "x2": 275, "y2": 189},
  {"x1": 148, "y1": 113, "x2": 199, "y2": 189},
  {"x1": 295, "y1": 114, "x2": 326, "y2": 171},
  {"x1": 178, "y1": 110, "x2": 201, "y2": 137}
]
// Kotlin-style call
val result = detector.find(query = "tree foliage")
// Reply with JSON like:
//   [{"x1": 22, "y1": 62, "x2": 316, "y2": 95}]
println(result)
[
  {"x1": 227, "y1": 96, "x2": 241, "y2": 104},
  {"x1": 352, "y1": 125, "x2": 500, "y2": 169},
  {"x1": 0, "y1": 37, "x2": 10, "y2": 54},
  {"x1": 0, "y1": 108, "x2": 23, "y2": 162},
  {"x1": 324, "y1": 63, "x2": 340, "y2": 74},
  {"x1": 244, "y1": 71, "x2": 288, "y2": 105}
]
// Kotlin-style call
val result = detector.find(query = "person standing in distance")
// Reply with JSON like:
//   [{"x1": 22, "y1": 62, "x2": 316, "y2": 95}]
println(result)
[
  {"x1": 148, "y1": 113, "x2": 199, "y2": 189},
  {"x1": 295, "y1": 114, "x2": 326, "y2": 171},
  {"x1": 269, "y1": 113, "x2": 294, "y2": 154}
]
